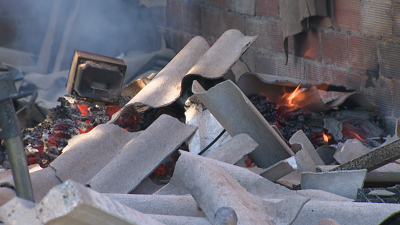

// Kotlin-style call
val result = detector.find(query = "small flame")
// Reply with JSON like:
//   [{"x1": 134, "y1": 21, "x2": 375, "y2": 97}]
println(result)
[
  {"x1": 323, "y1": 132, "x2": 329, "y2": 143},
  {"x1": 282, "y1": 84, "x2": 301, "y2": 106}
]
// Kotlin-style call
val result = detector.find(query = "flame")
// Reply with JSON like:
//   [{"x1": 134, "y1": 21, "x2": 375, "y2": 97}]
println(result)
[
  {"x1": 282, "y1": 84, "x2": 301, "y2": 106},
  {"x1": 323, "y1": 132, "x2": 329, "y2": 143}
]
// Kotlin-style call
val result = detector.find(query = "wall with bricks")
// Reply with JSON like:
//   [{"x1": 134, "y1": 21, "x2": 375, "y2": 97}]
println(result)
[{"x1": 161, "y1": 0, "x2": 400, "y2": 134}]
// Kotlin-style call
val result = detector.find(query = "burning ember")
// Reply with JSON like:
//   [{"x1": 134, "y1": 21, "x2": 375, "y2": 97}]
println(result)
[{"x1": 21, "y1": 96, "x2": 122, "y2": 167}]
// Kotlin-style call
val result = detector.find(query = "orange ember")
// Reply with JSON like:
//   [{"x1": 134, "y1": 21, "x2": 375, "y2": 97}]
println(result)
[
  {"x1": 77, "y1": 104, "x2": 90, "y2": 117},
  {"x1": 282, "y1": 84, "x2": 301, "y2": 106}
]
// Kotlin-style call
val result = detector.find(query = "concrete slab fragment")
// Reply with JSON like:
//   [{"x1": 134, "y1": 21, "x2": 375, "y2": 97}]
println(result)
[
  {"x1": 319, "y1": 163, "x2": 400, "y2": 183},
  {"x1": 301, "y1": 169, "x2": 367, "y2": 199},
  {"x1": 157, "y1": 151, "x2": 297, "y2": 200},
  {"x1": 87, "y1": 115, "x2": 197, "y2": 193},
  {"x1": 259, "y1": 156, "x2": 297, "y2": 182},
  {"x1": 148, "y1": 215, "x2": 211, "y2": 225},
  {"x1": 333, "y1": 139, "x2": 372, "y2": 164},
  {"x1": 105, "y1": 193, "x2": 206, "y2": 217},
  {"x1": 290, "y1": 130, "x2": 325, "y2": 165},
  {"x1": 185, "y1": 103, "x2": 231, "y2": 155},
  {"x1": 206, "y1": 133, "x2": 258, "y2": 164},
  {"x1": 0, "y1": 187, "x2": 16, "y2": 207},
  {"x1": 193, "y1": 79, "x2": 294, "y2": 168},
  {"x1": 50, "y1": 123, "x2": 141, "y2": 184},
  {"x1": 367, "y1": 189, "x2": 396, "y2": 196},
  {"x1": 129, "y1": 177, "x2": 165, "y2": 194},
  {"x1": 36, "y1": 180, "x2": 164, "y2": 225},
  {"x1": 109, "y1": 29, "x2": 256, "y2": 123},
  {"x1": 0, "y1": 165, "x2": 61, "y2": 203},
  {"x1": 0, "y1": 197, "x2": 42, "y2": 225},
  {"x1": 330, "y1": 139, "x2": 400, "y2": 172},
  {"x1": 293, "y1": 200, "x2": 400, "y2": 225},
  {"x1": 294, "y1": 145, "x2": 316, "y2": 172},
  {"x1": 181, "y1": 156, "x2": 309, "y2": 225},
  {"x1": 316, "y1": 145, "x2": 337, "y2": 165}
]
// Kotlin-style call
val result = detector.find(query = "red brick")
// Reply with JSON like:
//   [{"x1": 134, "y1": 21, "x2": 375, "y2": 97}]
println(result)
[
  {"x1": 246, "y1": 18, "x2": 283, "y2": 53},
  {"x1": 223, "y1": 12, "x2": 245, "y2": 33},
  {"x1": 321, "y1": 31, "x2": 348, "y2": 67},
  {"x1": 304, "y1": 63, "x2": 332, "y2": 83},
  {"x1": 348, "y1": 36, "x2": 377, "y2": 73},
  {"x1": 332, "y1": 70, "x2": 361, "y2": 90},
  {"x1": 256, "y1": 0, "x2": 279, "y2": 18},
  {"x1": 202, "y1": 8, "x2": 223, "y2": 39},
  {"x1": 241, "y1": 50, "x2": 255, "y2": 72},
  {"x1": 170, "y1": 31, "x2": 194, "y2": 53},
  {"x1": 246, "y1": 18, "x2": 270, "y2": 52},
  {"x1": 232, "y1": 0, "x2": 255, "y2": 15},
  {"x1": 182, "y1": 3, "x2": 203, "y2": 35},
  {"x1": 309, "y1": 0, "x2": 333, "y2": 28},
  {"x1": 269, "y1": 20, "x2": 284, "y2": 54},
  {"x1": 361, "y1": 0, "x2": 392, "y2": 37},
  {"x1": 166, "y1": 0, "x2": 183, "y2": 30},
  {"x1": 309, "y1": 16, "x2": 332, "y2": 28},
  {"x1": 254, "y1": 53, "x2": 278, "y2": 75},
  {"x1": 211, "y1": 0, "x2": 232, "y2": 9},
  {"x1": 293, "y1": 28, "x2": 321, "y2": 62},
  {"x1": 278, "y1": 56, "x2": 304, "y2": 79},
  {"x1": 333, "y1": 0, "x2": 361, "y2": 32}
]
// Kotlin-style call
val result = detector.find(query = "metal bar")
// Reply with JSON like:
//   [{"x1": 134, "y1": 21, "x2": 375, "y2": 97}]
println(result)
[
  {"x1": 3, "y1": 135, "x2": 34, "y2": 202},
  {"x1": 0, "y1": 74, "x2": 34, "y2": 202},
  {"x1": 330, "y1": 139, "x2": 400, "y2": 172}
]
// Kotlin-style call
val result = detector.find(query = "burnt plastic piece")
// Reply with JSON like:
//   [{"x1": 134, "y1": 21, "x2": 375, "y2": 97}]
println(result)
[{"x1": 67, "y1": 50, "x2": 126, "y2": 102}]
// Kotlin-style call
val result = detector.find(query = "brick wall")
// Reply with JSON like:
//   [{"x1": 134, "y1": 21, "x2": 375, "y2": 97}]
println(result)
[{"x1": 162, "y1": 0, "x2": 400, "y2": 134}]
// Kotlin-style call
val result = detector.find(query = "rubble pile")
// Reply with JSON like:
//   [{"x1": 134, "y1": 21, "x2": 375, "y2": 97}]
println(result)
[{"x1": 2, "y1": 29, "x2": 400, "y2": 225}]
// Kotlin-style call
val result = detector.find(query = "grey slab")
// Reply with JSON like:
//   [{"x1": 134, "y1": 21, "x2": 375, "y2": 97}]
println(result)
[
  {"x1": 301, "y1": 169, "x2": 367, "y2": 199},
  {"x1": 50, "y1": 123, "x2": 141, "y2": 184},
  {"x1": 157, "y1": 151, "x2": 297, "y2": 200},
  {"x1": 109, "y1": 29, "x2": 256, "y2": 123},
  {"x1": 87, "y1": 115, "x2": 197, "y2": 193},
  {"x1": 181, "y1": 155, "x2": 309, "y2": 225},
  {"x1": 296, "y1": 189, "x2": 353, "y2": 202},
  {"x1": 290, "y1": 130, "x2": 325, "y2": 165},
  {"x1": 294, "y1": 146, "x2": 316, "y2": 172},
  {"x1": 206, "y1": 133, "x2": 258, "y2": 164},
  {"x1": 330, "y1": 139, "x2": 400, "y2": 172},
  {"x1": 0, "y1": 197, "x2": 43, "y2": 225},
  {"x1": 316, "y1": 145, "x2": 337, "y2": 165},
  {"x1": 333, "y1": 139, "x2": 372, "y2": 165},
  {"x1": 129, "y1": 177, "x2": 165, "y2": 194},
  {"x1": 0, "y1": 187, "x2": 16, "y2": 207},
  {"x1": 260, "y1": 156, "x2": 297, "y2": 182},
  {"x1": 36, "y1": 180, "x2": 165, "y2": 225},
  {"x1": 148, "y1": 215, "x2": 211, "y2": 225},
  {"x1": 293, "y1": 200, "x2": 400, "y2": 225},
  {"x1": 105, "y1": 193, "x2": 206, "y2": 217},
  {"x1": 193, "y1": 79, "x2": 294, "y2": 168},
  {"x1": 0, "y1": 166, "x2": 61, "y2": 203}
]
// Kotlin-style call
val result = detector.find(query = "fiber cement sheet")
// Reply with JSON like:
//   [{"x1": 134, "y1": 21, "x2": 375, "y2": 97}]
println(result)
[{"x1": 193, "y1": 79, "x2": 294, "y2": 168}]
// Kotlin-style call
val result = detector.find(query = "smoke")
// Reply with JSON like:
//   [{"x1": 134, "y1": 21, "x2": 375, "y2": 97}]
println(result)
[{"x1": 2, "y1": 0, "x2": 163, "y2": 73}]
